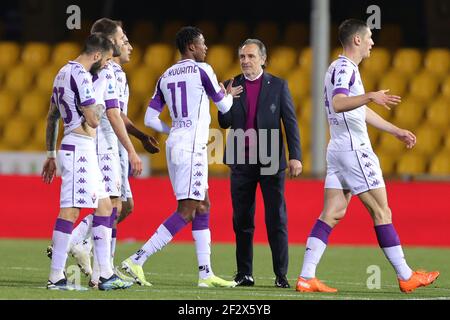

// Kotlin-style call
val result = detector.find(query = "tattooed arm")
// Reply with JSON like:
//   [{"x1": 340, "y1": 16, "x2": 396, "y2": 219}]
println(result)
[{"x1": 42, "y1": 103, "x2": 60, "y2": 184}]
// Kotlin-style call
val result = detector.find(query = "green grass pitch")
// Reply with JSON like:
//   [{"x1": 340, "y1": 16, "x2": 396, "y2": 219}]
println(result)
[{"x1": 0, "y1": 239, "x2": 448, "y2": 300}]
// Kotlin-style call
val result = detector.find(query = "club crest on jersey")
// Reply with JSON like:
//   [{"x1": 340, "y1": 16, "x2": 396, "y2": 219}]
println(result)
[
  {"x1": 270, "y1": 104, "x2": 277, "y2": 113},
  {"x1": 107, "y1": 83, "x2": 114, "y2": 94}
]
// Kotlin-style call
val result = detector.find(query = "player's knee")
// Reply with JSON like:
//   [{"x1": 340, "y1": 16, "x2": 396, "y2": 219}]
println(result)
[
  {"x1": 373, "y1": 206, "x2": 392, "y2": 224},
  {"x1": 197, "y1": 201, "x2": 210, "y2": 214},
  {"x1": 321, "y1": 209, "x2": 346, "y2": 227}
]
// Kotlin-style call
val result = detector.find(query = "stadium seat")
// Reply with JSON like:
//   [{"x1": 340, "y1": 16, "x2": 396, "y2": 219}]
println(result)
[
  {"x1": 254, "y1": 21, "x2": 280, "y2": 47},
  {"x1": 424, "y1": 48, "x2": 449, "y2": 79},
  {"x1": 223, "y1": 21, "x2": 250, "y2": 46},
  {"x1": 359, "y1": 70, "x2": 376, "y2": 92},
  {"x1": 160, "y1": 21, "x2": 185, "y2": 44},
  {"x1": 52, "y1": 42, "x2": 81, "y2": 68},
  {"x1": 360, "y1": 48, "x2": 390, "y2": 80},
  {"x1": 36, "y1": 65, "x2": 60, "y2": 94},
  {"x1": 367, "y1": 125, "x2": 380, "y2": 146},
  {"x1": 409, "y1": 71, "x2": 439, "y2": 102},
  {"x1": 413, "y1": 124, "x2": 442, "y2": 156},
  {"x1": 300, "y1": 150, "x2": 311, "y2": 175},
  {"x1": 1, "y1": 117, "x2": 33, "y2": 149},
  {"x1": 149, "y1": 135, "x2": 168, "y2": 173},
  {"x1": 429, "y1": 151, "x2": 450, "y2": 175},
  {"x1": 143, "y1": 43, "x2": 174, "y2": 75},
  {"x1": 376, "y1": 151, "x2": 396, "y2": 176},
  {"x1": 391, "y1": 98, "x2": 424, "y2": 129},
  {"x1": 196, "y1": 20, "x2": 219, "y2": 45},
  {"x1": 129, "y1": 21, "x2": 157, "y2": 46},
  {"x1": 298, "y1": 47, "x2": 312, "y2": 71},
  {"x1": 222, "y1": 63, "x2": 242, "y2": 82},
  {"x1": 0, "y1": 91, "x2": 18, "y2": 123},
  {"x1": 392, "y1": 48, "x2": 422, "y2": 76},
  {"x1": 396, "y1": 152, "x2": 426, "y2": 175},
  {"x1": 21, "y1": 42, "x2": 51, "y2": 70},
  {"x1": 425, "y1": 96, "x2": 450, "y2": 130},
  {"x1": 205, "y1": 44, "x2": 234, "y2": 80},
  {"x1": 0, "y1": 42, "x2": 20, "y2": 72},
  {"x1": 4, "y1": 65, "x2": 34, "y2": 94},
  {"x1": 443, "y1": 130, "x2": 450, "y2": 152},
  {"x1": 267, "y1": 46, "x2": 298, "y2": 77},
  {"x1": 298, "y1": 97, "x2": 312, "y2": 124},
  {"x1": 128, "y1": 66, "x2": 158, "y2": 97},
  {"x1": 367, "y1": 101, "x2": 391, "y2": 121},
  {"x1": 25, "y1": 119, "x2": 47, "y2": 151},
  {"x1": 17, "y1": 90, "x2": 49, "y2": 122},
  {"x1": 440, "y1": 75, "x2": 450, "y2": 99},
  {"x1": 286, "y1": 68, "x2": 310, "y2": 101},
  {"x1": 283, "y1": 22, "x2": 308, "y2": 48},
  {"x1": 330, "y1": 47, "x2": 342, "y2": 61},
  {"x1": 378, "y1": 133, "x2": 407, "y2": 156},
  {"x1": 377, "y1": 71, "x2": 407, "y2": 97}
]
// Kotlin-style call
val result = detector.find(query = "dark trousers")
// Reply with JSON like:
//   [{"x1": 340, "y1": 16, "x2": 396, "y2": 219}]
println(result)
[{"x1": 230, "y1": 164, "x2": 288, "y2": 277}]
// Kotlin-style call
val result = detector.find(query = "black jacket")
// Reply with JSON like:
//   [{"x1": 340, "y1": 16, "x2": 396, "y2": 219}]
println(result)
[{"x1": 218, "y1": 72, "x2": 302, "y2": 171}]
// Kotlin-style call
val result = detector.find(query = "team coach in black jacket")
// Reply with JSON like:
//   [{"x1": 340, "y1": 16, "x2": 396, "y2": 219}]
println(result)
[{"x1": 218, "y1": 39, "x2": 302, "y2": 288}]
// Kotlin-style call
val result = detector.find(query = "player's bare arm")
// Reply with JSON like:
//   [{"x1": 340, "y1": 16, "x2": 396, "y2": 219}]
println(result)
[
  {"x1": 42, "y1": 103, "x2": 61, "y2": 184},
  {"x1": 366, "y1": 107, "x2": 416, "y2": 149},
  {"x1": 332, "y1": 89, "x2": 401, "y2": 113},
  {"x1": 106, "y1": 108, "x2": 142, "y2": 176},
  {"x1": 120, "y1": 112, "x2": 160, "y2": 154}
]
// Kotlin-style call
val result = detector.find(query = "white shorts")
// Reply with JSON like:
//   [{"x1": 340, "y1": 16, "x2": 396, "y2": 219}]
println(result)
[
  {"x1": 59, "y1": 133, "x2": 108, "y2": 208},
  {"x1": 324, "y1": 148, "x2": 385, "y2": 195},
  {"x1": 119, "y1": 145, "x2": 132, "y2": 201},
  {"x1": 97, "y1": 152, "x2": 122, "y2": 198},
  {"x1": 166, "y1": 144, "x2": 208, "y2": 201}
]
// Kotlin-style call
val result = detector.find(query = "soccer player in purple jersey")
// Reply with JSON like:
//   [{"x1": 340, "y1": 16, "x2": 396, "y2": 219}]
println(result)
[
  {"x1": 120, "y1": 26, "x2": 243, "y2": 287},
  {"x1": 295, "y1": 19, "x2": 439, "y2": 293},
  {"x1": 42, "y1": 34, "x2": 133, "y2": 291}
]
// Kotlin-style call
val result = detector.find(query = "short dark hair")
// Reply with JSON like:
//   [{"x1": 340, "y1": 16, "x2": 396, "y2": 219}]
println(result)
[
  {"x1": 175, "y1": 26, "x2": 203, "y2": 54},
  {"x1": 90, "y1": 18, "x2": 123, "y2": 38},
  {"x1": 82, "y1": 33, "x2": 114, "y2": 55},
  {"x1": 338, "y1": 19, "x2": 369, "y2": 47}
]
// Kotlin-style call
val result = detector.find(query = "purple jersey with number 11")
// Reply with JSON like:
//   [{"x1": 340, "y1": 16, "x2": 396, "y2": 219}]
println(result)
[
  {"x1": 149, "y1": 59, "x2": 231, "y2": 149},
  {"x1": 51, "y1": 61, "x2": 96, "y2": 135}
]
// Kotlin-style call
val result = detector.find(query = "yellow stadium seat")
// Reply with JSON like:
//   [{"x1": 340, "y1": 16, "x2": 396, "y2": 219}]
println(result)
[
  {"x1": 4, "y1": 65, "x2": 34, "y2": 94},
  {"x1": 267, "y1": 46, "x2": 298, "y2": 77},
  {"x1": 143, "y1": 43, "x2": 174, "y2": 75},
  {"x1": 0, "y1": 91, "x2": 18, "y2": 123},
  {"x1": 443, "y1": 130, "x2": 450, "y2": 152},
  {"x1": 330, "y1": 47, "x2": 342, "y2": 61},
  {"x1": 1, "y1": 117, "x2": 33, "y2": 149},
  {"x1": 286, "y1": 68, "x2": 310, "y2": 101},
  {"x1": 440, "y1": 75, "x2": 450, "y2": 99},
  {"x1": 413, "y1": 125, "x2": 442, "y2": 156},
  {"x1": 396, "y1": 153, "x2": 426, "y2": 175},
  {"x1": 160, "y1": 21, "x2": 185, "y2": 44},
  {"x1": 392, "y1": 98, "x2": 424, "y2": 129},
  {"x1": 425, "y1": 96, "x2": 450, "y2": 130},
  {"x1": 359, "y1": 70, "x2": 377, "y2": 92},
  {"x1": 223, "y1": 21, "x2": 250, "y2": 46},
  {"x1": 300, "y1": 150, "x2": 311, "y2": 175},
  {"x1": 36, "y1": 65, "x2": 60, "y2": 94},
  {"x1": 367, "y1": 125, "x2": 380, "y2": 146},
  {"x1": 129, "y1": 21, "x2": 157, "y2": 46},
  {"x1": 360, "y1": 48, "x2": 391, "y2": 80},
  {"x1": 377, "y1": 71, "x2": 407, "y2": 97},
  {"x1": 283, "y1": 22, "x2": 308, "y2": 48},
  {"x1": 392, "y1": 48, "x2": 422, "y2": 76},
  {"x1": 206, "y1": 44, "x2": 234, "y2": 80},
  {"x1": 254, "y1": 21, "x2": 279, "y2": 47},
  {"x1": 25, "y1": 119, "x2": 47, "y2": 151},
  {"x1": 222, "y1": 63, "x2": 242, "y2": 82},
  {"x1": 128, "y1": 66, "x2": 158, "y2": 97},
  {"x1": 429, "y1": 151, "x2": 450, "y2": 175},
  {"x1": 21, "y1": 42, "x2": 51, "y2": 70},
  {"x1": 424, "y1": 48, "x2": 449, "y2": 79},
  {"x1": 367, "y1": 101, "x2": 391, "y2": 121},
  {"x1": 298, "y1": 47, "x2": 312, "y2": 71},
  {"x1": 378, "y1": 133, "x2": 407, "y2": 156},
  {"x1": 298, "y1": 97, "x2": 312, "y2": 124},
  {"x1": 409, "y1": 71, "x2": 439, "y2": 102},
  {"x1": 150, "y1": 135, "x2": 168, "y2": 173},
  {"x1": 0, "y1": 42, "x2": 20, "y2": 72},
  {"x1": 17, "y1": 90, "x2": 49, "y2": 121},
  {"x1": 376, "y1": 151, "x2": 396, "y2": 176},
  {"x1": 122, "y1": 45, "x2": 142, "y2": 73},
  {"x1": 52, "y1": 42, "x2": 81, "y2": 68}
]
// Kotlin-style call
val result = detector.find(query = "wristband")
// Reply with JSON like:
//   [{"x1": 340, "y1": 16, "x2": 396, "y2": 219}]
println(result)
[{"x1": 47, "y1": 151, "x2": 57, "y2": 159}]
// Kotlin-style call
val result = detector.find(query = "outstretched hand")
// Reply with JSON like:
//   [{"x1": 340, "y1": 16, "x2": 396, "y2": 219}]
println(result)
[
  {"x1": 394, "y1": 129, "x2": 416, "y2": 149},
  {"x1": 370, "y1": 89, "x2": 401, "y2": 110},
  {"x1": 141, "y1": 135, "x2": 160, "y2": 154},
  {"x1": 220, "y1": 79, "x2": 243, "y2": 98}
]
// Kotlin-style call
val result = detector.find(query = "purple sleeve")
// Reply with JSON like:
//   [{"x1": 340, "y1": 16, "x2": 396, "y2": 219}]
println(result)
[
  {"x1": 199, "y1": 67, "x2": 224, "y2": 103},
  {"x1": 149, "y1": 78, "x2": 166, "y2": 112},
  {"x1": 332, "y1": 88, "x2": 350, "y2": 97},
  {"x1": 105, "y1": 99, "x2": 119, "y2": 109}
]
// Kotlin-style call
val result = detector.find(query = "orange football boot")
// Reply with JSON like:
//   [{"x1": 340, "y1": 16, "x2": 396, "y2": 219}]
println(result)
[
  {"x1": 399, "y1": 270, "x2": 440, "y2": 293},
  {"x1": 296, "y1": 276, "x2": 338, "y2": 293}
]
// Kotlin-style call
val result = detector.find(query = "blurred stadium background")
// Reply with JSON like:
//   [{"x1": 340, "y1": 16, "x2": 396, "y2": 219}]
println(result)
[{"x1": 0, "y1": 0, "x2": 449, "y2": 247}]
